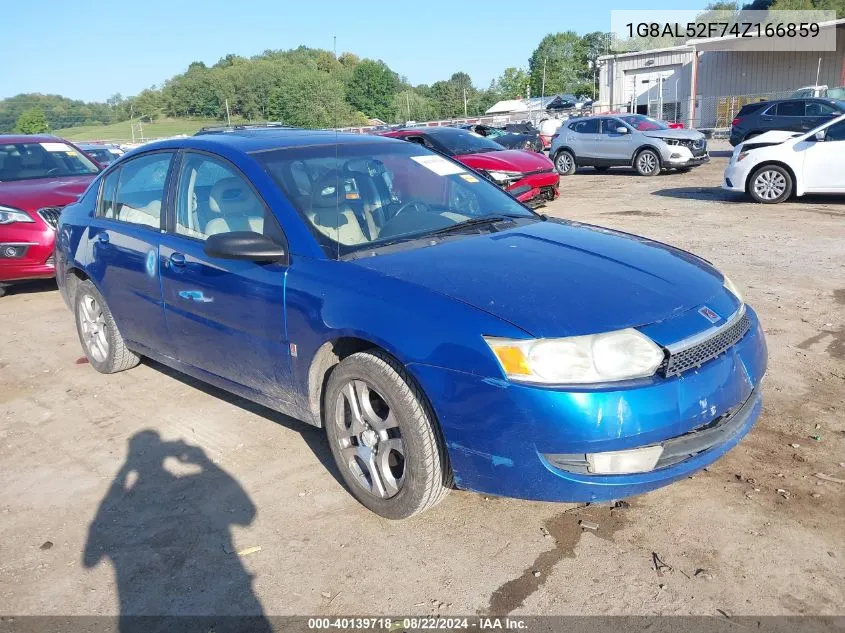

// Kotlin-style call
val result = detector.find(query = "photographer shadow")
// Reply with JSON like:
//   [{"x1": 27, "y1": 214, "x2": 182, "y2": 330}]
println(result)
[{"x1": 83, "y1": 430, "x2": 272, "y2": 633}]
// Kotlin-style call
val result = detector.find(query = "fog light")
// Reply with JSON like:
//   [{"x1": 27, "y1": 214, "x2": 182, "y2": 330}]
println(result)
[
  {"x1": 670, "y1": 152, "x2": 682, "y2": 159},
  {"x1": 586, "y1": 445, "x2": 664, "y2": 474}
]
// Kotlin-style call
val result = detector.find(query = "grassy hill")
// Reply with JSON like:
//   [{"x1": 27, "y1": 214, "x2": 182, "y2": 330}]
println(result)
[{"x1": 53, "y1": 118, "x2": 222, "y2": 142}]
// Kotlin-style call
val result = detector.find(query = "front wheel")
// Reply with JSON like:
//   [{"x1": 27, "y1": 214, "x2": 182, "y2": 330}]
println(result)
[
  {"x1": 324, "y1": 350, "x2": 450, "y2": 519},
  {"x1": 635, "y1": 149, "x2": 661, "y2": 176},
  {"x1": 554, "y1": 150, "x2": 576, "y2": 176},
  {"x1": 748, "y1": 164, "x2": 793, "y2": 203},
  {"x1": 74, "y1": 280, "x2": 140, "y2": 373}
]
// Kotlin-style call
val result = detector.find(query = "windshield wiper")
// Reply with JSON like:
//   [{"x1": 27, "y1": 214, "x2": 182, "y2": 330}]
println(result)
[{"x1": 427, "y1": 215, "x2": 519, "y2": 236}]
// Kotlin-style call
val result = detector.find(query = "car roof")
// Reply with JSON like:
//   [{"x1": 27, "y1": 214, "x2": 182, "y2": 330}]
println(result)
[
  {"x1": 136, "y1": 128, "x2": 400, "y2": 155},
  {"x1": 0, "y1": 134, "x2": 67, "y2": 144}
]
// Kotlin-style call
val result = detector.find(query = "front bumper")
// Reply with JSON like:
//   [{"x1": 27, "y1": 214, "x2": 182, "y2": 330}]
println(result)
[
  {"x1": 723, "y1": 160, "x2": 752, "y2": 192},
  {"x1": 0, "y1": 221, "x2": 56, "y2": 282},
  {"x1": 662, "y1": 145, "x2": 710, "y2": 168},
  {"x1": 507, "y1": 171, "x2": 560, "y2": 204},
  {"x1": 407, "y1": 306, "x2": 767, "y2": 503}
]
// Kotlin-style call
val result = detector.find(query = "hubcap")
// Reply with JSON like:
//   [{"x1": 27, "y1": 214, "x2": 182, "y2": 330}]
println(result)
[
  {"x1": 556, "y1": 153, "x2": 572, "y2": 172},
  {"x1": 78, "y1": 294, "x2": 109, "y2": 363},
  {"x1": 753, "y1": 170, "x2": 786, "y2": 200},
  {"x1": 334, "y1": 380, "x2": 405, "y2": 499},
  {"x1": 638, "y1": 152, "x2": 657, "y2": 173}
]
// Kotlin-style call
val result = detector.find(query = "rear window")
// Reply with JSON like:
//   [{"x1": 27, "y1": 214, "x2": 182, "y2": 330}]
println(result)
[{"x1": 737, "y1": 102, "x2": 769, "y2": 116}]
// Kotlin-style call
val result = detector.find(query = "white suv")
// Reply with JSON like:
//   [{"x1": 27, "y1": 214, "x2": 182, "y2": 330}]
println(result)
[{"x1": 723, "y1": 113, "x2": 845, "y2": 203}]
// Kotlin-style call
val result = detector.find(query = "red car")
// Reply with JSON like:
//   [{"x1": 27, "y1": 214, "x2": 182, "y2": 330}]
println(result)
[
  {"x1": 378, "y1": 127, "x2": 559, "y2": 205},
  {"x1": 0, "y1": 135, "x2": 99, "y2": 295}
]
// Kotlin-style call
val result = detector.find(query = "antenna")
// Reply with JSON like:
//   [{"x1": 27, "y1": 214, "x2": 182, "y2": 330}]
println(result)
[{"x1": 333, "y1": 35, "x2": 340, "y2": 260}]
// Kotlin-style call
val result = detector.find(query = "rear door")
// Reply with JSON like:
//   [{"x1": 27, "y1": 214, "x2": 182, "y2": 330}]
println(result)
[
  {"x1": 763, "y1": 100, "x2": 806, "y2": 133},
  {"x1": 87, "y1": 151, "x2": 174, "y2": 354},
  {"x1": 158, "y1": 150, "x2": 294, "y2": 404},
  {"x1": 567, "y1": 119, "x2": 601, "y2": 158}
]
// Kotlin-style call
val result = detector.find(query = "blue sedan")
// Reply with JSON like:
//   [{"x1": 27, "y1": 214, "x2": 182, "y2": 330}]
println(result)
[{"x1": 55, "y1": 127, "x2": 767, "y2": 519}]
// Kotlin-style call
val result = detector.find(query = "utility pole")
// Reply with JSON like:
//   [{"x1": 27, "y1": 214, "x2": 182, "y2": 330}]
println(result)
[
  {"x1": 225, "y1": 99, "x2": 231, "y2": 126},
  {"x1": 406, "y1": 92, "x2": 411, "y2": 121},
  {"x1": 541, "y1": 57, "x2": 547, "y2": 101},
  {"x1": 526, "y1": 84, "x2": 530, "y2": 100},
  {"x1": 463, "y1": 86, "x2": 468, "y2": 117}
]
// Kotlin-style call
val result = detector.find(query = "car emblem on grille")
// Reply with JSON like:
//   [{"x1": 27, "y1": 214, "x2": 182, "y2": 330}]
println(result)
[{"x1": 698, "y1": 306, "x2": 721, "y2": 324}]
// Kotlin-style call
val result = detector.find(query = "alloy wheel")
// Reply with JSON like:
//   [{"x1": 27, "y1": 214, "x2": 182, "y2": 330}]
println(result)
[
  {"x1": 334, "y1": 379, "x2": 405, "y2": 499},
  {"x1": 753, "y1": 169, "x2": 787, "y2": 201},
  {"x1": 637, "y1": 151, "x2": 658, "y2": 174},
  {"x1": 556, "y1": 153, "x2": 573, "y2": 173},
  {"x1": 78, "y1": 294, "x2": 109, "y2": 363}
]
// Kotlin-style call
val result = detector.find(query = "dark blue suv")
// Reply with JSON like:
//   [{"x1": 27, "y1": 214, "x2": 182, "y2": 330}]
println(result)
[
  {"x1": 55, "y1": 127, "x2": 767, "y2": 519},
  {"x1": 729, "y1": 97, "x2": 845, "y2": 146}
]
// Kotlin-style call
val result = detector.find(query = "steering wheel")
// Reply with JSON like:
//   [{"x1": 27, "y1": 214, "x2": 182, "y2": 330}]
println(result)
[{"x1": 392, "y1": 200, "x2": 430, "y2": 218}]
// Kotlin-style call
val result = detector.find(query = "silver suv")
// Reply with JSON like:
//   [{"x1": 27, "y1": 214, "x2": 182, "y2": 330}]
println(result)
[{"x1": 550, "y1": 114, "x2": 709, "y2": 176}]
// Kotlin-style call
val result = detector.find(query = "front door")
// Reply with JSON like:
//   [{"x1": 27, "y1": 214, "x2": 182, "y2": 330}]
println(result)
[
  {"x1": 159, "y1": 151, "x2": 294, "y2": 405},
  {"x1": 597, "y1": 118, "x2": 636, "y2": 162},
  {"x1": 87, "y1": 151, "x2": 174, "y2": 354},
  {"x1": 802, "y1": 119, "x2": 845, "y2": 192}
]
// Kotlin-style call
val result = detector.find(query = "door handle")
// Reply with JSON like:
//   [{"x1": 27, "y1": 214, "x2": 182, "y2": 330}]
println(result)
[
  {"x1": 169, "y1": 252, "x2": 186, "y2": 267},
  {"x1": 96, "y1": 232, "x2": 109, "y2": 245}
]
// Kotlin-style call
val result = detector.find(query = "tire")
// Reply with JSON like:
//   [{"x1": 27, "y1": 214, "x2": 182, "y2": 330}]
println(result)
[
  {"x1": 74, "y1": 279, "x2": 140, "y2": 374},
  {"x1": 748, "y1": 164, "x2": 793, "y2": 204},
  {"x1": 634, "y1": 148, "x2": 661, "y2": 176},
  {"x1": 0, "y1": 284, "x2": 6, "y2": 298},
  {"x1": 324, "y1": 349, "x2": 450, "y2": 519},
  {"x1": 554, "y1": 150, "x2": 576, "y2": 176},
  {"x1": 593, "y1": 166, "x2": 610, "y2": 172}
]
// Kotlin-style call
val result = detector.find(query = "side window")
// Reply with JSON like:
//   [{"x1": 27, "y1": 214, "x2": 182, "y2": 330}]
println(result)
[
  {"x1": 824, "y1": 120, "x2": 845, "y2": 141},
  {"x1": 175, "y1": 152, "x2": 284, "y2": 244},
  {"x1": 806, "y1": 101, "x2": 838, "y2": 116},
  {"x1": 103, "y1": 152, "x2": 172, "y2": 228},
  {"x1": 97, "y1": 169, "x2": 120, "y2": 219},
  {"x1": 601, "y1": 119, "x2": 624, "y2": 134},
  {"x1": 576, "y1": 119, "x2": 600, "y2": 134},
  {"x1": 775, "y1": 101, "x2": 804, "y2": 117}
]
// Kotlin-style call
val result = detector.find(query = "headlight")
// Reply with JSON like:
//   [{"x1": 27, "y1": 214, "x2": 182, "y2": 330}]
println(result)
[
  {"x1": 722, "y1": 274, "x2": 744, "y2": 303},
  {"x1": 660, "y1": 138, "x2": 681, "y2": 146},
  {"x1": 485, "y1": 170, "x2": 522, "y2": 183},
  {"x1": 484, "y1": 329, "x2": 665, "y2": 384},
  {"x1": 0, "y1": 205, "x2": 35, "y2": 225},
  {"x1": 736, "y1": 151, "x2": 750, "y2": 162}
]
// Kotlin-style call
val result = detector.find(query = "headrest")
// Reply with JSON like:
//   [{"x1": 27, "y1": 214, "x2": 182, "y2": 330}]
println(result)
[
  {"x1": 310, "y1": 171, "x2": 344, "y2": 209},
  {"x1": 209, "y1": 177, "x2": 259, "y2": 215}
]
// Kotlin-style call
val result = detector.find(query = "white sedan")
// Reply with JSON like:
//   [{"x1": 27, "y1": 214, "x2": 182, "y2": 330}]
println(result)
[{"x1": 723, "y1": 113, "x2": 845, "y2": 203}]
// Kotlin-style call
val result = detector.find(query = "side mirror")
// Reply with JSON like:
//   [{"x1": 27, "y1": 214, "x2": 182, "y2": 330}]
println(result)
[
  {"x1": 616, "y1": 126, "x2": 628, "y2": 134},
  {"x1": 203, "y1": 231, "x2": 287, "y2": 263},
  {"x1": 813, "y1": 129, "x2": 826, "y2": 142}
]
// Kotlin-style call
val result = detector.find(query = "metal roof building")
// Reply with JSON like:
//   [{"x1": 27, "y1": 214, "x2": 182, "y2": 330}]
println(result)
[{"x1": 596, "y1": 19, "x2": 845, "y2": 130}]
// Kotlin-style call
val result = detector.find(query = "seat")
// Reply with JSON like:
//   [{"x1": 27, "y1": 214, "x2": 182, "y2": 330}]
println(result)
[
  {"x1": 306, "y1": 173, "x2": 369, "y2": 246},
  {"x1": 204, "y1": 177, "x2": 265, "y2": 236}
]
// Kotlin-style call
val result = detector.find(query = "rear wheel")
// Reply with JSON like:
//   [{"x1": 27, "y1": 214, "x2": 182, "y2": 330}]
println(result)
[
  {"x1": 748, "y1": 164, "x2": 792, "y2": 203},
  {"x1": 74, "y1": 280, "x2": 140, "y2": 373},
  {"x1": 634, "y1": 149, "x2": 661, "y2": 176},
  {"x1": 324, "y1": 350, "x2": 450, "y2": 519},
  {"x1": 554, "y1": 150, "x2": 576, "y2": 176}
]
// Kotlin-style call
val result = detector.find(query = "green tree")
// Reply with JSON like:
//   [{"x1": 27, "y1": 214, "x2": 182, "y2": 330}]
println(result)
[
  {"x1": 528, "y1": 32, "x2": 584, "y2": 97},
  {"x1": 15, "y1": 107, "x2": 49, "y2": 133},
  {"x1": 268, "y1": 69, "x2": 363, "y2": 128},
  {"x1": 496, "y1": 67, "x2": 529, "y2": 99},
  {"x1": 345, "y1": 60, "x2": 399, "y2": 121}
]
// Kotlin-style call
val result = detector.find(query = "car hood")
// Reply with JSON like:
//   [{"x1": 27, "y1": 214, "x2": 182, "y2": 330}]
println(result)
[
  {"x1": 354, "y1": 220, "x2": 729, "y2": 339},
  {"x1": 0, "y1": 175, "x2": 95, "y2": 212},
  {"x1": 642, "y1": 128, "x2": 705, "y2": 141},
  {"x1": 456, "y1": 149, "x2": 554, "y2": 172},
  {"x1": 740, "y1": 130, "x2": 802, "y2": 147}
]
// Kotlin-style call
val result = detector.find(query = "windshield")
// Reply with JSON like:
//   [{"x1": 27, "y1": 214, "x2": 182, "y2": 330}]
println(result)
[
  {"x1": 255, "y1": 141, "x2": 535, "y2": 258},
  {"x1": 0, "y1": 141, "x2": 99, "y2": 182},
  {"x1": 83, "y1": 148, "x2": 120, "y2": 164},
  {"x1": 427, "y1": 128, "x2": 505, "y2": 155},
  {"x1": 618, "y1": 115, "x2": 670, "y2": 131}
]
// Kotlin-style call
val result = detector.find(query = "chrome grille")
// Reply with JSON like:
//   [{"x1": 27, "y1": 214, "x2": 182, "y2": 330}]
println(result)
[
  {"x1": 37, "y1": 206, "x2": 63, "y2": 229},
  {"x1": 660, "y1": 311, "x2": 752, "y2": 377}
]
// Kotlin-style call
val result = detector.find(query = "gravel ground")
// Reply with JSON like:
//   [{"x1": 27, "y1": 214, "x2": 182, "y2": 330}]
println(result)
[{"x1": 1, "y1": 146, "x2": 843, "y2": 618}]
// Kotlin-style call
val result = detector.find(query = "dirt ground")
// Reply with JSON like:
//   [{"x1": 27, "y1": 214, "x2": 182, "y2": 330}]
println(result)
[{"x1": 1, "y1": 144, "x2": 843, "y2": 618}]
